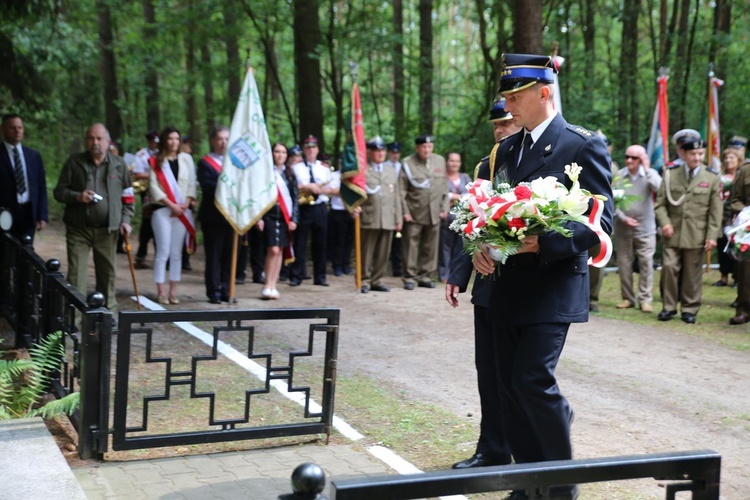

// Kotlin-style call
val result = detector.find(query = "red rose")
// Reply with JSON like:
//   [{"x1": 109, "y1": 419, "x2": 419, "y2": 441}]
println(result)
[
  {"x1": 514, "y1": 185, "x2": 533, "y2": 200},
  {"x1": 742, "y1": 244, "x2": 749, "y2": 253},
  {"x1": 508, "y1": 218, "x2": 527, "y2": 230}
]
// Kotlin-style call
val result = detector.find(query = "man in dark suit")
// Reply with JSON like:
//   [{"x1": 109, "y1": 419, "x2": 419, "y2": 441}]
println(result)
[
  {"x1": 1, "y1": 114, "x2": 48, "y2": 243},
  {"x1": 472, "y1": 54, "x2": 613, "y2": 500},
  {"x1": 445, "y1": 97, "x2": 519, "y2": 470},
  {"x1": 196, "y1": 125, "x2": 234, "y2": 304}
]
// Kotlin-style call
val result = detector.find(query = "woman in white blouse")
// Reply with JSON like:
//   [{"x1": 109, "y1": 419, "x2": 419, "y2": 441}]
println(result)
[{"x1": 148, "y1": 126, "x2": 197, "y2": 304}]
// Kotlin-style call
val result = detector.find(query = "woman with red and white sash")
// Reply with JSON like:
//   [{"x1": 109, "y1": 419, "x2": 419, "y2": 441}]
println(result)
[
  {"x1": 148, "y1": 126, "x2": 197, "y2": 305},
  {"x1": 259, "y1": 143, "x2": 299, "y2": 299}
]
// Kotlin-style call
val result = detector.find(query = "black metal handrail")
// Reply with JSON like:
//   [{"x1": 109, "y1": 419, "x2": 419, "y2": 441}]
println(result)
[
  {"x1": 0, "y1": 231, "x2": 112, "y2": 460},
  {"x1": 323, "y1": 450, "x2": 721, "y2": 500}
]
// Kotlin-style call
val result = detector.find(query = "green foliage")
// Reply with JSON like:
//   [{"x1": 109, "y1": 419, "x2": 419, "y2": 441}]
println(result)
[
  {"x1": 0, "y1": 331, "x2": 80, "y2": 420},
  {"x1": 3, "y1": 1, "x2": 750, "y2": 179}
]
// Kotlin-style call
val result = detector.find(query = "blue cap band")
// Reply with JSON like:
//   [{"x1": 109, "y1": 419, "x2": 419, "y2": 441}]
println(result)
[{"x1": 502, "y1": 67, "x2": 555, "y2": 83}]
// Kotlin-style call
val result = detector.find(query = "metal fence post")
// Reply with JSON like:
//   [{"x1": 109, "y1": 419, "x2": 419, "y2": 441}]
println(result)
[
  {"x1": 78, "y1": 292, "x2": 112, "y2": 460},
  {"x1": 278, "y1": 463, "x2": 329, "y2": 500}
]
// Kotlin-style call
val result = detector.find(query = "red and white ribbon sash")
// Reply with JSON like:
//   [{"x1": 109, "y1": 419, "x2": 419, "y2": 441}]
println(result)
[{"x1": 152, "y1": 159, "x2": 197, "y2": 254}]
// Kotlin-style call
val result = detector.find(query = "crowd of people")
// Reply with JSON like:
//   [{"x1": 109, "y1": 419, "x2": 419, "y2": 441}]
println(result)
[{"x1": 1, "y1": 108, "x2": 749, "y2": 322}]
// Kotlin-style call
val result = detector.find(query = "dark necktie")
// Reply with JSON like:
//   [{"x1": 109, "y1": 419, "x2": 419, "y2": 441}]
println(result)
[
  {"x1": 13, "y1": 147, "x2": 26, "y2": 195},
  {"x1": 518, "y1": 133, "x2": 533, "y2": 166}
]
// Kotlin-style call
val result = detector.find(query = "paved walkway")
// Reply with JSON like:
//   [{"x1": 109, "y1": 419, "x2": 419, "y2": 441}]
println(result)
[{"x1": 72, "y1": 444, "x2": 393, "y2": 499}]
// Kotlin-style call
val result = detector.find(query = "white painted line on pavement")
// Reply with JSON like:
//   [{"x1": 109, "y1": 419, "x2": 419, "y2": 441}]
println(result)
[{"x1": 130, "y1": 296, "x2": 468, "y2": 500}]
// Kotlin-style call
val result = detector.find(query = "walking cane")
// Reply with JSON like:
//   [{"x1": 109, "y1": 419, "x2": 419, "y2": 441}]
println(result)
[{"x1": 123, "y1": 233, "x2": 142, "y2": 310}]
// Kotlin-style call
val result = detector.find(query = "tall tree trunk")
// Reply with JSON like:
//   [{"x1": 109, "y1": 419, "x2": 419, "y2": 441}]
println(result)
[
  {"x1": 200, "y1": 43, "x2": 216, "y2": 133},
  {"x1": 671, "y1": 0, "x2": 691, "y2": 129},
  {"x1": 392, "y1": 0, "x2": 405, "y2": 142},
  {"x1": 710, "y1": 0, "x2": 731, "y2": 80},
  {"x1": 97, "y1": 0, "x2": 123, "y2": 144},
  {"x1": 293, "y1": 0, "x2": 324, "y2": 149},
  {"x1": 581, "y1": 0, "x2": 596, "y2": 97},
  {"x1": 324, "y1": 0, "x2": 343, "y2": 161},
  {"x1": 224, "y1": 0, "x2": 241, "y2": 109},
  {"x1": 241, "y1": 0, "x2": 298, "y2": 141},
  {"x1": 512, "y1": 0, "x2": 542, "y2": 53},
  {"x1": 184, "y1": 27, "x2": 199, "y2": 153},
  {"x1": 142, "y1": 0, "x2": 160, "y2": 131},
  {"x1": 617, "y1": 0, "x2": 640, "y2": 147},
  {"x1": 418, "y1": 0, "x2": 433, "y2": 135}
]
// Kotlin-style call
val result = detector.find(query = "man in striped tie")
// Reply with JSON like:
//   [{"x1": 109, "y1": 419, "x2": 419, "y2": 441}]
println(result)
[{"x1": 0, "y1": 114, "x2": 48, "y2": 243}]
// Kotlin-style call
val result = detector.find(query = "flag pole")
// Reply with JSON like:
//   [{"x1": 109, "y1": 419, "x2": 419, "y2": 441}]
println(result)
[{"x1": 349, "y1": 61, "x2": 363, "y2": 291}]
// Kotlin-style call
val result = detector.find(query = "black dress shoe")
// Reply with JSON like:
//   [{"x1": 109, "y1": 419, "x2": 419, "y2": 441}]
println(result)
[
  {"x1": 658, "y1": 310, "x2": 676, "y2": 321},
  {"x1": 343, "y1": 266, "x2": 354, "y2": 275},
  {"x1": 208, "y1": 297, "x2": 221, "y2": 304},
  {"x1": 289, "y1": 278, "x2": 301, "y2": 286},
  {"x1": 314, "y1": 280, "x2": 329, "y2": 287},
  {"x1": 221, "y1": 295, "x2": 230, "y2": 302},
  {"x1": 417, "y1": 281, "x2": 436, "y2": 289},
  {"x1": 404, "y1": 282, "x2": 415, "y2": 290},
  {"x1": 681, "y1": 312, "x2": 696, "y2": 324},
  {"x1": 370, "y1": 283, "x2": 390, "y2": 292},
  {"x1": 360, "y1": 285, "x2": 369, "y2": 294},
  {"x1": 589, "y1": 304, "x2": 599, "y2": 312},
  {"x1": 235, "y1": 277, "x2": 246, "y2": 285},
  {"x1": 730, "y1": 313, "x2": 749, "y2": 325},
  {"x1": 333, "y1": 267, "x2": 343, "y2": 277},
  {"x1": 252, "y1": 276, "x2": 265, "y2": 284},
  {"x1": 451, "y1": 453, "x2": 509, "y2": 469},
  {"x1": 712, "y1": 280, "x2": 728, "y2": 287},
  {"x1": 303, "y1": 274, "x2": 312, "y2": 280}
]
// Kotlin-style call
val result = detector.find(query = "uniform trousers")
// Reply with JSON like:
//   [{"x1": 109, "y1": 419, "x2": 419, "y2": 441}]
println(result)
[
  {"x1": 65, "y1": 225, "x2": 118, "y2": 312},
  {"x1": 390, "y1": 231, "x2": 403, "y2": 276},
  {"x1": 291, "y1": 203, "x2": 328, "y2": 283},
  {"x1": 661, "y1": 247, "x2": 704, "y2": 314},
  {"x1": 328, "y1": 208, "x2": 354, "y2": 272},
  {"x1": 361, "y1": 228, "x2": 392, "y2": 287},
  {"x1": 11, "y1": 202, "x2": 35, "y2": 243},
  {"x1": 616, "y1": 233, "x2": 656, "y2": 306},
  {"x1": 237, "y1": 225, "x2": 265, "y2": 281},
  {"x1": 474, "y1": 305, "x2": 511, "y2": 461},
  {"x1": 151, "y1": 207, "x2": 187, "y2": 284},
  {"x1": 438, "y1": 220, "x2": 461, "y2": 282},
  {"x1": 735, "y1": 259, "x2": 750, "y2": 316},
  {"x1": 401, "y1": 220, "x2": 439, "y2": 284},
  {"x1": 494, "y1": 321, "x2": 573, "y2": 463},
  {"x1": 202, "y1": 219, "x2": 234, "y2": 300},
  {"x1": 136, "y1": 196, "x2": 155, "y2": 261}
]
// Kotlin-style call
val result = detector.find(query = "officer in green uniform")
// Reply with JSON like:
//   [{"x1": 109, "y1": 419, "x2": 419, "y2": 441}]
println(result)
[
  {"x1": 357, "y1": 136, "x2": 402, "y2": 293},
  {"x1": 399, "y1": 134, "x2": 449, "y2": 289},
  {"x1": 655, "y1": 139, "x2": 722, "y2": 323}
]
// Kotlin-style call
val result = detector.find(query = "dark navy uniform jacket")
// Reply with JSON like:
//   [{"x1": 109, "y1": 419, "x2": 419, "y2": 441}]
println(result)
[{"x1": 489, "y1": 114, "x2": 613, "y2": 325}]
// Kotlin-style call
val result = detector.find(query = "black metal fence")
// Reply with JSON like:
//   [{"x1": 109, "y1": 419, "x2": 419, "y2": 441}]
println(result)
[
  {"x1": 279, "y1": 450, "x2": 721, "y2": 499},
  {"x1": 112, "y1": 307, "x2": 339, "y2": 452},
  {"x1": 1, "y1": 231, "x2": 340, "y2": 460},
  {"x1": 0, "y1": 231, "x2": 112, "y2": 460}
]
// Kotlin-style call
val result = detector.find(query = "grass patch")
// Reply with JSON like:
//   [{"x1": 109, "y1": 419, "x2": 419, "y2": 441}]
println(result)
[{"x1": 595, "y1": 267, "x2": 750, "y2": 351}]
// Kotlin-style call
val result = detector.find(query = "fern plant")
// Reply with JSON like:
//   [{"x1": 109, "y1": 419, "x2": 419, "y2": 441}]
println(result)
[{"x1": 0, "y1": 331, "x2": 80, "y2": 420}]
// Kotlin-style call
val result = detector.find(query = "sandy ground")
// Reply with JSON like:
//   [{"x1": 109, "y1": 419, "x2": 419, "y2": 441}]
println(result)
[{"x1": 27, "y1": 222, "x2": 750, "y2": 499}]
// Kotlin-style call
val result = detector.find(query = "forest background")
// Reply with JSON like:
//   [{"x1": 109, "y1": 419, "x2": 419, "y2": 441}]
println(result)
[{"x1": 1, "y1": 0, "x2": 748, "y2": 178}]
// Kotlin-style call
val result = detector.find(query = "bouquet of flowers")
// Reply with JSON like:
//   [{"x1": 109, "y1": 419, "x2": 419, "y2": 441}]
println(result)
[
  {"x1": 726, "y1": 206, "x2": 750, "y2": 261},
  {"x1": 449, "y1": 163, "x2": 609, "y2": 265}
]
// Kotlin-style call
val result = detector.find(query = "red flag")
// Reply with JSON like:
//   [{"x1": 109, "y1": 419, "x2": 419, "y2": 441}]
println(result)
[
  {"x1": 706, "y1": 75, "x2": 723, "y2": 168},
  {"x1": 340, "y1": 83, "x2": 368, "y2": 211}
]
